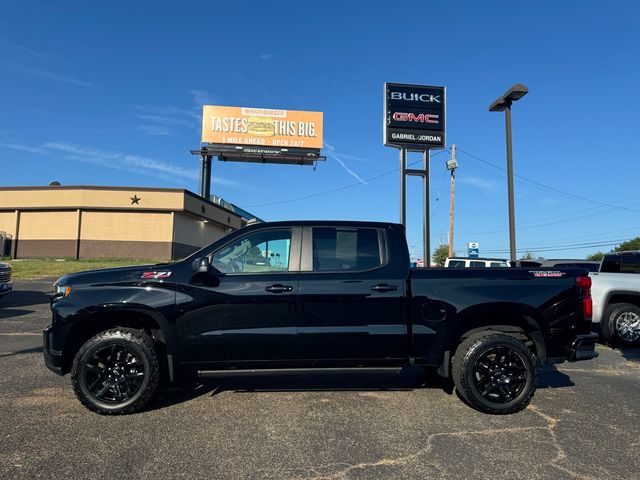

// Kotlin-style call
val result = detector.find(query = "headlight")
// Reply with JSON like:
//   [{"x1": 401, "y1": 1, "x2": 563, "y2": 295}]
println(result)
[{"x1": 54, "y1": 284, "x2": 72, "y2": 298}]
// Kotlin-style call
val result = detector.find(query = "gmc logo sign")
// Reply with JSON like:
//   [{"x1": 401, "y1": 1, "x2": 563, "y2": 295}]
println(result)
[{"x1": 392, "y1": 112, "x2": 439, "y2": 124}]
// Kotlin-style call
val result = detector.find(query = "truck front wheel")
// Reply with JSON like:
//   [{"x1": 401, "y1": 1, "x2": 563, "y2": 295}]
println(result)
[
  {"x1": 452, "y1": 333, "x2": 537, "y2": 414},
  {"x1": 71, "y1": 328, "x2": 160, "y2": 414}
]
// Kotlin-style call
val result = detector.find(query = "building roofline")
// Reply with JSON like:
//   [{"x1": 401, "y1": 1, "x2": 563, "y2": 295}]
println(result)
[
  {"x1": 0, "y1": 185, "x2": 241, "y2": 218},
  {"x1": 0, "y1": 185, "x2": 188, "y2": 193}
]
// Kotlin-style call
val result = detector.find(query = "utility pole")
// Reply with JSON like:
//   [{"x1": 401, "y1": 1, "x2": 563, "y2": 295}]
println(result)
[{"x1": 446, "y1": 144, "x2": 458, "y2": 258}]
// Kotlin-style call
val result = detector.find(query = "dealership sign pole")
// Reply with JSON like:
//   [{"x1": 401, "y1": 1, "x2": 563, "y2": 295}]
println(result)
[{"x1": 384, "y1": 83, "x2": 446, "y2": 267}]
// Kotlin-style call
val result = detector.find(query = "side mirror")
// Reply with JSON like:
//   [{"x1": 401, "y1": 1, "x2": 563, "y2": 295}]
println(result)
[{"x1": 197, "y1": 257, "x2": 210, "y2": 274}]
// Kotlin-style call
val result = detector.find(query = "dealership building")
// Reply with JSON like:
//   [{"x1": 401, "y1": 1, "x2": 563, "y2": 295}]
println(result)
[{"x1": 0, "y1": 185, "x2": 253, "y2": 260}]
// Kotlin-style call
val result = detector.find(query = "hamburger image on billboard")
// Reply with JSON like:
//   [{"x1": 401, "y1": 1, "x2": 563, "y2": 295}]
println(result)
[
  {"x1": 247, "y1": 116, "x2": 275, "y2": 137},
  {"x1": 202, "y1": 106, "x2": 323, "y2": 149}
]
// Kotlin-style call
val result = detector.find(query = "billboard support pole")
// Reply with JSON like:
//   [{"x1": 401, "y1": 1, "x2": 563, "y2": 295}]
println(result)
[
  {"x1": 200, "y1": 154, "x2": 212, "y2": 199},
  {"x1": 400, "y1": 148, "x2": 406, "y2": 227}
]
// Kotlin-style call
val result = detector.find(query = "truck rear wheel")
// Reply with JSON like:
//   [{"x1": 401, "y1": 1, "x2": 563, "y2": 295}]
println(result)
[
  {"x1": 602, "y1": 303, "x2": 640, "y2": 347},
  {"x1": 452, "y1": 333, "x2": 537, "y2": 414},
  {"x1": 71, "y1": 328, "x2": 160, "y2": 415}
]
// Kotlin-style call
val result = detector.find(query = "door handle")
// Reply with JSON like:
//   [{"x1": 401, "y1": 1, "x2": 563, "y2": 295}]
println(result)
[
  {"x1": 265, "y1": 284, "x2": 293, "y2": 293},
  {"x1": 371, "y1": 284, "x2": 398, "y2": 292}
]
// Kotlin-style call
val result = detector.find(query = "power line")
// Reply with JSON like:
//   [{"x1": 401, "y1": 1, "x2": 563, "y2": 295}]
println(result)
[
  {"x1": 455, "y1": 199, "x2": 640, "y2": 237},
  {"x1": 475, "y1": 239, "x2": 626, "y2": 255},
  {"x1": 246, "y1": 149, "x2": 448, "y2": 208},
  {"x1": 457, "y1": 148, "x2": 640, "y2": 213}
]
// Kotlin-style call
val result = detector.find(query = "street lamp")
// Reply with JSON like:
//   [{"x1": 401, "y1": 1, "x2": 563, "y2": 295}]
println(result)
[{"x1": 489, "y1": 83, "x2": 528, "y2": 264}]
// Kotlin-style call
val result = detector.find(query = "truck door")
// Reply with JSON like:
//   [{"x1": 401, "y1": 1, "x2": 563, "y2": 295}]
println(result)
[
  {"x1": 176, "y1": 227, "x2": 301, "y2": 365},
  {"x1": 296, "y1": 226, "x2": 407, "y2": 364}
]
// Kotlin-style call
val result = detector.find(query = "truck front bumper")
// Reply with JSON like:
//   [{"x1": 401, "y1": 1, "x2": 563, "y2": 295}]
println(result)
[
  {"x1": 43, "y1": 326, "x2": 63, "y2": 375},
  {"x1": 567, "y1": 333, "x2": 599, "y2": 362}
]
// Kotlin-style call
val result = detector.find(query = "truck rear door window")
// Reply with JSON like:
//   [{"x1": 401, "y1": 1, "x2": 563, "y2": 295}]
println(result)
[{"x1": 312, "y1": 228, "x2": 383, "y2": 271}]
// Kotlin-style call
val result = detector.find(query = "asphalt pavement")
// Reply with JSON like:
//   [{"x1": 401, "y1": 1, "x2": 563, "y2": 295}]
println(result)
[{"x1": 1, "y1": 280, "x2": 639, "y2": 480}]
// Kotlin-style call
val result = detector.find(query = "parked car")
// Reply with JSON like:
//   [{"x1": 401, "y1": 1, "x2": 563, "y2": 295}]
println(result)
[
  {"x1": 590, "y1": 272, "x2": 640, "y2": 347},
  {"x1": 444, "y1": 257, "x2": 510, "y2": 268},
  {"x1": 44, "y1": 220, "x2": 597, "y2": 415},
  {"x1": 0, "y1": 262, "x2": 12, "y2": 299}
]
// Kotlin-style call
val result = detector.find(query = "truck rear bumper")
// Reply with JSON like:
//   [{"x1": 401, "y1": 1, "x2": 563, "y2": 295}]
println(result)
[
  {"x1": 567, "y1": 333, "x2": 599, "y2": 362},
  {"x1": 43, "y1": 326, "x2": 63, "y2": 376}
]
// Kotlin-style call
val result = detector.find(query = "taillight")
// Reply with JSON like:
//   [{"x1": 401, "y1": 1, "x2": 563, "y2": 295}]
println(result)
[
  {"x1": 576, "y1": 276, "x2": 591, "y2": 290},
  {"x1": 577, "y1": 276, "x2": 592, "y2": 320}
]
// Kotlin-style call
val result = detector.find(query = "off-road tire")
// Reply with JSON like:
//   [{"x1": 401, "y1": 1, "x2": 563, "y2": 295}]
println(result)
[
  {"x1": 71, "y1": 328, "x2": 160, "y2": 414},
  {"x1": 452, "y1": 333, "x2": 537, "y2": 415},
  {"x1": 602, "y1": 303, "x2": 640, "y2": 347}
]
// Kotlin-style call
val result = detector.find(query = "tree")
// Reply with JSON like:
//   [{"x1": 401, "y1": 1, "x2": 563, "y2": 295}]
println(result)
[
  {"x1": 432, "y1": 244, "x2": 450, "y2": 267},
  {"x1": 586, "y1": 251, "x2": 604, "y2": 261},
  {"x1": 614, "y1": 237, "x2": 640, "y2": 252},
  {"x1": 520, "y1": 251, "x2": 535, "y2": 260}
]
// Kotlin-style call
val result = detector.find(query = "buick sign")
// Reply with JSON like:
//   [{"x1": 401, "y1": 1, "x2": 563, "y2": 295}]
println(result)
[{"x1": 384, "y1": 83, "x2": 446, "y2": 149}]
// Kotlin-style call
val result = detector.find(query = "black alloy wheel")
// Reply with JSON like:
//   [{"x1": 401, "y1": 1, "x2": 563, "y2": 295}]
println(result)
[
  {"x1": 71, "y1": 328, "x2": 160, "y2": 414},
  {"x1": 83, "y1": 344, "x2": 145, "y2": 403},
  {"x1": 472, "y1": 346, "x2": 528, "y2": 403},
  {"x1": 452, "y1": 333, "x2": 537, "y2": 414}
]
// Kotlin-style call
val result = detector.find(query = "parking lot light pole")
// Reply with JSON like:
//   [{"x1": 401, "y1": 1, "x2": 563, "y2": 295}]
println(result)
[{"x1": 489, "y1": 83, "x2": 528, "y2": 264}]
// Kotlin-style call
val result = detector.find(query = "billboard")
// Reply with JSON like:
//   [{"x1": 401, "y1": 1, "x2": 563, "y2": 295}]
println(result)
[
  {"x1": 202, "y1": 106, "x2": 323, "y2": 150},
  {"x1": 384, "y1": 83, "x2": 446, "y2": 149}
]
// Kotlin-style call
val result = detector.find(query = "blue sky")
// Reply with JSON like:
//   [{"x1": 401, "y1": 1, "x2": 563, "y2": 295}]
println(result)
[{"x1": 1, "y1": 1, "x2": 639, "y2": 261}]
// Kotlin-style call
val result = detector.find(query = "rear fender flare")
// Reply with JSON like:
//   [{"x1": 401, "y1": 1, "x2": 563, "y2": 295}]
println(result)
[{"x1": 455, "y1": 303, "x2": 547, "y2": 362}]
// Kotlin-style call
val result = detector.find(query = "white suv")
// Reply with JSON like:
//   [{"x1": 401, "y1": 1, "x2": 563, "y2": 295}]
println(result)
[{"x1": 444, "y1": 257, "x2": 509, "y2": 268}]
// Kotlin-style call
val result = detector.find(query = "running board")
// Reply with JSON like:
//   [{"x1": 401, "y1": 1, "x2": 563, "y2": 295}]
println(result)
[{"x1": 197, "y1": 367, "x2": 403, "y2": 378}]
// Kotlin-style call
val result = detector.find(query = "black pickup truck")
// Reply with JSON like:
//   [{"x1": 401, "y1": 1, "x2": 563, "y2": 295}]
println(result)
[{"x1": 44, "y1": 221, "x2": 598, "y2": 415}]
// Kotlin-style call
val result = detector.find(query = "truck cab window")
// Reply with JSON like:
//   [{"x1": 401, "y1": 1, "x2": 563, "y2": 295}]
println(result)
[
  {"x1": 601, "y1": 257, "x2": 620, "y2": 273},
  {"x1": 621, "y1": 255, "x2": 640, "y2": 273},
  {"x1": 312, "y1": 227, "x2": 383, "y2": 271},
  {"x1": 211, "y1": 229, "x2": 292, "y2": 274},
  {"x1": 447, "y1": 260, "x2": 466, "y2": 268}
]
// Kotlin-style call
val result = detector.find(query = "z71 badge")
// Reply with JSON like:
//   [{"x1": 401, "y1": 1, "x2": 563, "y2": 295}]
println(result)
[
  {"x1": 530, "y1": 271, "x2": 565, "y2": 278},
  {"x1": 140, "y1": 271, "x2": 172, "y2": 279}
]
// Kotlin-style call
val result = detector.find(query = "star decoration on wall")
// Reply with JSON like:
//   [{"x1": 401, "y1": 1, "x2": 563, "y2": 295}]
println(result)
[{"x1": 130, "y1": 195, "x2": 141, "y2": 205}]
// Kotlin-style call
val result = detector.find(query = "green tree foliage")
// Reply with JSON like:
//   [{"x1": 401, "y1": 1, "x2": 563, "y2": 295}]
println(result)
[
  {"x1": 585, "y1": 236, "x2": 640, "y2": 261},
  {"x1": 520, "y1": 251, "x2": 534, "y2": 260},
  {"x1": 614, "y1": 237, "x2": 640, "y2": 252},
  {"x1": 586, "y1": 251, "x2": 604, "y2": 261},
  {"x1": 432, "y1": 244, "x2": 450, "y2": 267}
]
